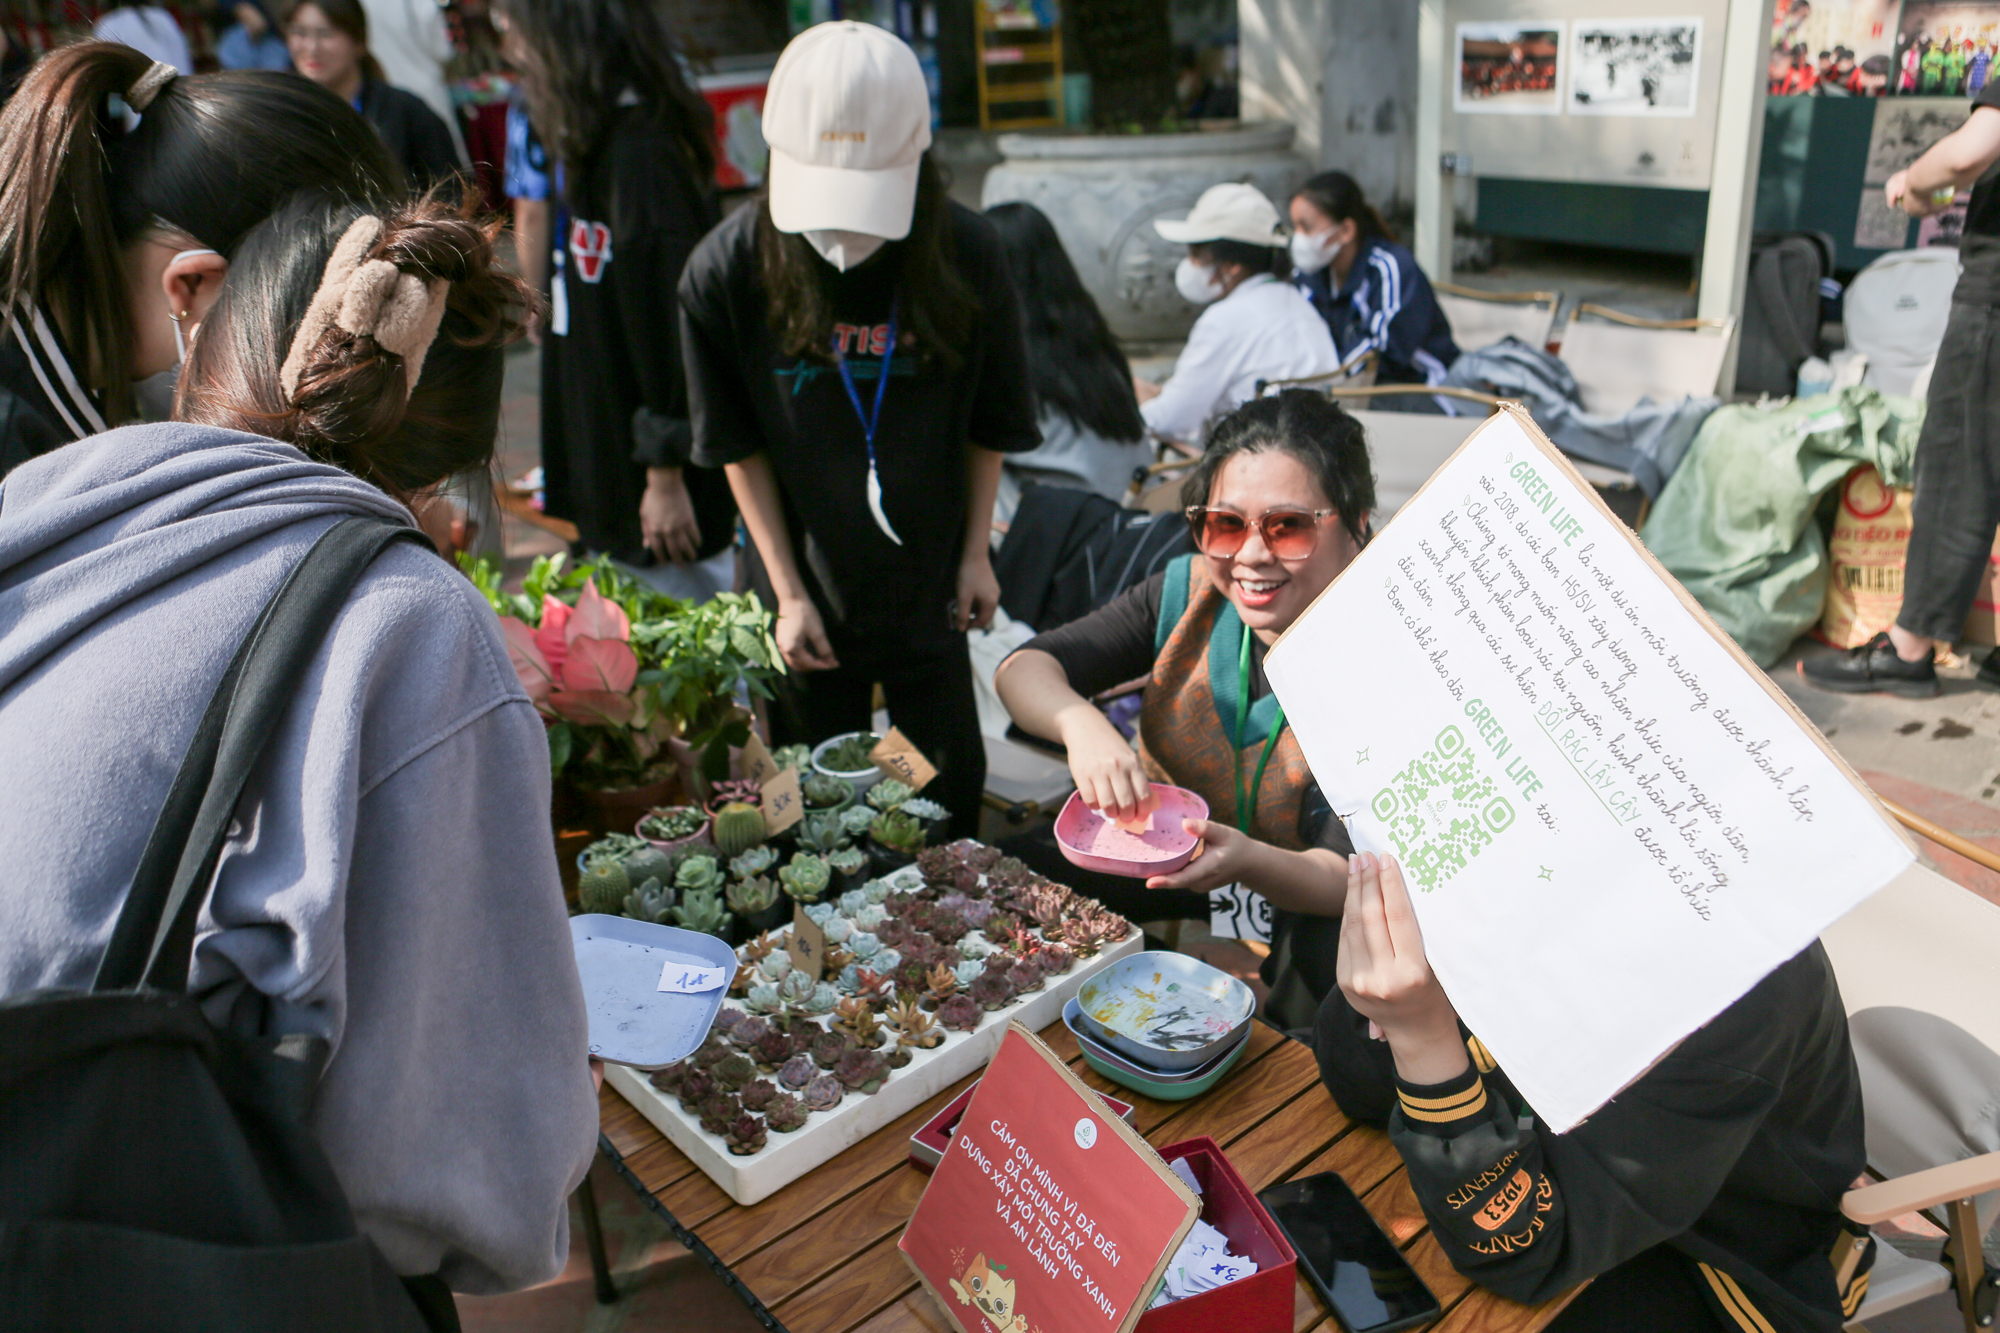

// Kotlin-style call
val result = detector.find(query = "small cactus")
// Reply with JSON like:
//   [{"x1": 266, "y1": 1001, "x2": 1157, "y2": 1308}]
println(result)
[
  {"x1": 711, "y1": 801, "x2": 768, "y2": 857},
  {"x1": 577, "y1": 858, "x2": 630, "y2": 915},
  {"x1": 726, "y1": 875, "x2": 780, "y2": 917},
  {"x1": 869, "y1": 808, "x2": 926, "y2": 856},
  {"x1": 796, "y1": 810, "x2": 849, "y2": 855},
  {"x1": 765, "y1": 1092, "x2": 809, "y2": 1132},
  {"x1": 730, "y1": 845, "x2": 779, "y2": 879},
  {"x1": 673, "y1": 886, "x2": 730, "y2": 937},
  {"x1": 621, "y1": 876, "x2": 674, "y2": 924},
  {"x1": 778, "y1": 854, "x2": 831, "y2": 903},
  {"x1": 801, "y1": 770, "x2": 852, "y2": 809},
  {"x1": 621, "y1": 844, "x2": 674, "y2": 887},
  {"x1": 675, "y1": 855, "x2": 725, "y2": 896},
  {"x1": 866, "y1": 779, "x2": 913, "y2": 811}
]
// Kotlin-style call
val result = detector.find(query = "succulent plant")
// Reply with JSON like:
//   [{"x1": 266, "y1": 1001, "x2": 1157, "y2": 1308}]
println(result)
[
  {"x1": 639, "y1": 804, "x2": 707, "y2": 842},
  {"x1": 729, "y1": 1012, "x2": 770, "y2": 1046},
  {"x1": 711, "y1": 1009, "x2": 750, "y2": 1042},
  {"x1": 847, "y1": 931, "x2": 882, "y2": 961},
  {"x1": 803, "y1": 901, "x2": 837, "y2": 924},
  {"x1": 839, "y1": 804, "x2": 878, "y2": 838},
  {"x1": 1006, "y1": 959, "x2": 1044, "y2": 994},
  {"x1": 697, "y1": 1091, "x2": 741, "y2": 1136},
  {"x1": 953, "y1": 958, "x2": 987, "y2": 989},
  {"x1": 984, "y1": 912, "x2": 1020, "y2": 946},
  {"x1": 903, "y1": 797, "x2": 948, "y2": 823},
  {"x1": 756, "y1": 949, "x2": 792, "y2": 982},
  {"x1": 750, "y1": 1027, "x2": 795, "y2": 1069},
  {"x1": 851, "y1": 966, "x2": 892, "y2": 1004},
  {"x1": 771, "y1": 742, "x2": 812, "y2": 771},
  {"x1": 923, "y1": 962, "x2": 960, "y2": 1006},
  {"x1": 885, "y1": 1045, "x2": 914, "y2": 1069},
  {"x1": 871, "y1": 947, "x2": 902, "y2": 975},
  {"x1": 764, "y1": 1092, "x2": 809, "y2": 1132},
  {"x1": 676, "y1": 1069, "x2": 716, "y2": 1114},
  {"x1": 619, "y1": 843, "x2": 674, "y2": 887},
  {"x1": 956, "y1": 933, "x2": 996, "y2": 960},
  {"x1": 739, "y1": 1078, "x2": 779, "y2": 1113},
  {"x1": 889, "y1": 997, "x2": 945, "y2": 1050},
  {"x1": 577, "y1": 858, "x2": 630, "y2": 915},
  {"x1": 866, "y1": 778, "x2": 913, "y2": 811},
  {"x1": 709, "y1": 778, "x2": 763, "y2": 809},
  {"x1": 620, "y1": 876, "x2": 674, "y2": 924},
  {"x1": 833, "y1": 1048, "x2": 891, "y2": 1094},
  {"x1": 968, "y1": 971, "x2": 1016, "y2": 1011},
  {"x1": 776, "y1": 1053, "x2": 817, "y2": 1090},
  {"x1": 862, "y1": 878, "x2": 893, "y2": 905},
  {"x1": 743, "y1": 983, "x2": 782, "y2": 1015},
  {"x1": 648, "y1": 1060, "x2": 687, "y2": 1095},
  {"x1": 810, "y1": 1028, "x2": 854, "y2": 1069},
  {"x1": 712, "y1": 801, "x2": 768, "y2": 857},
  {"x1": 834, "y1": 997, "x2": 885, "y2": 1048},
  {"x1": 712, "y1": 1053, "x2": 758, "y2": 1090},
  {"x1": 801, "y1": 770, "x2": 852, "y2": 809},
  {"x1": 796, "y1": 810, "x2": 850, "y2": 855},
  {"x1": 778, "y1": 853, "x2": 831, "y2": 903},
  {"x1": 801, "y1": 1074, "x2": 844, "y2": 1113},
  {"x1": 673, "y1": 885, "x2": 730, "y2": 937},
  {"x1": 936, "y1": 993, "x2": 983, "y2": 1032},
  {"x1": 1038, "y1": 944, "x2": 1075, "y2": 976},
  {"x1": 692, "y1": 1036, "x2": 732, "y2": 1068},
  {"x1": 725, "y1": 1110, "x2": 768, "y2": 1156},
  {"x1": 822, "y1": 942, "x2": 855, "y2": 974},
  {"x1": 797, "y1": 978, "x2": 841, "y2": 1017},
  {"x1": 776, "y1": 971, "x2": 817, "y2": 1010},
  {"x1": 727, "y1": 875, "x2": 780, "y2": 917},
  {"x1": 730, "y1": 845, "x2": 780, "y2": 880},
  {"x1": 960, "y1": 898, "x2": 996, "y2": 927},
  {"x1": 869, "y1": 808, "x2": 926, "y2": 856},
  {"x1": 674, "y1": 855, "x2": 726, "y2": 896},
  {"x1": 828, "y1": 846, "x2": 869, "y2": 882},
  {"x1": 819, "y1": 732, "x2": 880, "y2": 772}
]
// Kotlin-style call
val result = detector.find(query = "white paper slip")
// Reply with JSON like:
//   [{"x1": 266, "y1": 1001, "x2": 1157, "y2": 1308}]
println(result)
[
  {"x1": 1265, "y1": 406, "x2": 1914, "y2": 1133},
  {"x1": 1169, "y1": 1157, "x2": 1204, "y2": 1195},
  {"x1": 657, "y1": 961, "x2": 730, "y2": 994}
]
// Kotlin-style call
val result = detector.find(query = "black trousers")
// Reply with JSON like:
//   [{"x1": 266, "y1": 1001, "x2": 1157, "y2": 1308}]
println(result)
[
  {"x1": 767, "y1": 638, "x2": 986, "y2": 841},
  {"x1": 1898, "y1": 300, "x2": 2000, "y2": 641},
  {"x1": 1545, "y1": 1244, "x2": 1729, "y2": 1332}
]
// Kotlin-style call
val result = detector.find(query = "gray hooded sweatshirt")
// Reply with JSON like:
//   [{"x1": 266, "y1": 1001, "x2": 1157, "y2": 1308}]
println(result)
[{"x1": 0, "y1": 424, "x2": 598, "y2": 1294}]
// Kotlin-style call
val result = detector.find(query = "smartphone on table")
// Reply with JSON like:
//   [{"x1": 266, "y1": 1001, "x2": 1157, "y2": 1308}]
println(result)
[{"x1": 1256, "y1": 1172, "x2": 1441, "y2": 1333}]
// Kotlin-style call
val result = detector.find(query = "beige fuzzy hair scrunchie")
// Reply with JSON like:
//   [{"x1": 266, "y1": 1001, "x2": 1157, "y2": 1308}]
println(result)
[{"x1": 277, "y1": 215, "x2": 449, "y2": 404}]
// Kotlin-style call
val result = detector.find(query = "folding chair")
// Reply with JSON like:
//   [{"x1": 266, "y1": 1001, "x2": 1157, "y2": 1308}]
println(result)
[
  {"x1": 1434, "y1": 281, "x2": 1564, "y2": 352},
  {"x1": 1820, "y1": 852, "x2": 2000, "y2": 1332},
  {"x1": 1556, "y1": 304, "x2": 1735, "y2": 415}
]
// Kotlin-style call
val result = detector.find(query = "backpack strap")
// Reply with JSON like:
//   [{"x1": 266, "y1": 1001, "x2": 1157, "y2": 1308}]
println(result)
[{"x1": 94, "y1": 516, "x2": 428, "y2": 994}]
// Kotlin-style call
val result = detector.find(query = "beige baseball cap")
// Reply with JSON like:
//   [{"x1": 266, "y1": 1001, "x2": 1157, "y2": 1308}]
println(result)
[
  {"x1": 1154, "y1": 183, "x2": 1288, "y2": 248},
  {"x1": 763, "y1": 21, "x2": 932, "y2": 240}
]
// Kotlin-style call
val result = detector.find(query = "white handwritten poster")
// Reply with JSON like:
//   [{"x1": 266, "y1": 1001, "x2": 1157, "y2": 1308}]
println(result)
[{"x1": 1266, "y1": 407, "x2": 1913, "y2": 1132}]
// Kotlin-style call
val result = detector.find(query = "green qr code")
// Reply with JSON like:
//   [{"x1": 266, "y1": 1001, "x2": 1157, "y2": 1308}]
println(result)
[{"x1": 1371, "y1": 726, "x2": 1515, "y2": 891}]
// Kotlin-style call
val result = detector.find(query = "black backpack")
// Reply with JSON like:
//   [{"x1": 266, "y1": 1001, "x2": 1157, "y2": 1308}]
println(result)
[
  {"x1": 0, "y1": 517, "x2": 452, "y2": 1333},
  {"x1": 1736, "y1": 230, "x2": 1836, "y2": 397},
  {"x1": 994, "y1": 485, "x2": 1195, "y2": 633}
]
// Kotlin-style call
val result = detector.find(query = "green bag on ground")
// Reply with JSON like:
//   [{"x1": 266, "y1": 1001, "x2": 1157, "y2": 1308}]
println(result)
[{"x1": 1639, "y1": 386, "x2": 1924, "y2": 667}]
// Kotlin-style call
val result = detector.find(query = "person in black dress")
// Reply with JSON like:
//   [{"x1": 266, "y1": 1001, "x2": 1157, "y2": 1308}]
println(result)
[
  {"x1": 496, "y1": 0, "x2": 737, "y2": 600},
  {"x1": 282, "y1": 0, "x2": 459, "y2": 192}
]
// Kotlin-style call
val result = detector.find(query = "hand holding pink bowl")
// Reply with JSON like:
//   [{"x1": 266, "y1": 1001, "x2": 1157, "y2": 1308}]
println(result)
[{"x1": 1054, "y1": 784, "x2": 1209, "y2": 878}]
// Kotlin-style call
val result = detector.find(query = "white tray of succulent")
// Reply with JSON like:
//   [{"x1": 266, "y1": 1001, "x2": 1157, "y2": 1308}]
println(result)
[{"x1": 603, "y1": 846, "x2": 1143, "y2": 1206}]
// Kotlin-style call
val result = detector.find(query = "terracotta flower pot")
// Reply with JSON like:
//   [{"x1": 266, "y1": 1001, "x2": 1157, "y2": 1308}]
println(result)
[{"x1": 566, "y1": 775, "x2": 683, "y2": 838}]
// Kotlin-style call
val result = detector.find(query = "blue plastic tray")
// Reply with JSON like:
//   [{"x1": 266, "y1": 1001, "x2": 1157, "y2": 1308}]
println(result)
[{"x1": 570, "y1": 914, "x2": 735, "y2": 1068}]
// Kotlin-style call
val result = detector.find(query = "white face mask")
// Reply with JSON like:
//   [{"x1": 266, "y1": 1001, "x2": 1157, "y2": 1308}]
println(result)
[
  {"x1": 1174, "y1": 256, "x2": 1226, "y2": 306},
  {"x1": 1289, "y1": 228, "x2": 1339, "y2": 275},
  {"x1": 803, "y1": 229, "x2": 887, "y2": 272}
]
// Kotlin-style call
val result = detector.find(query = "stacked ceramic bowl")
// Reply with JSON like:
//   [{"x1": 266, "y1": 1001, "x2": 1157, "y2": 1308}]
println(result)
[{"x1": 1063, "y1": 951, "x2": 1256, "y2": 1101}]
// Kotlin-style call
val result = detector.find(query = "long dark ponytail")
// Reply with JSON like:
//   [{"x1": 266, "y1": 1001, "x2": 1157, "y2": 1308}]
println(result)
[
  {"x1": 0, "y1": 42, "x2": 399, "y2": 425},
  {"x1": 1292, "y1": 171, "x2": 1393, "y2": 246}
]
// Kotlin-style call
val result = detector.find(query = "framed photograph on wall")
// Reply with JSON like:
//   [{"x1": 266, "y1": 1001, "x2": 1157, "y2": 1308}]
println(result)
[
  {"x1": 1456, "y1": 21, "x2": 1566, "y2": 114},
  {"x1": 1889, "y1": 1, "x2": 2000, "y2": 96},
  {"x1": 1568, "y1": 17, "x2": 1703, "y2": 115}
]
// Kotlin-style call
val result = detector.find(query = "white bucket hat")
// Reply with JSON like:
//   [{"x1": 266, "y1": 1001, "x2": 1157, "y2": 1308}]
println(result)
[
  {"x1": 1154, "y1": 183, "x2": 1288, "y2": 248},
  {"x1": 763, "y1": 21, "x2": 932, "y2": 240}
]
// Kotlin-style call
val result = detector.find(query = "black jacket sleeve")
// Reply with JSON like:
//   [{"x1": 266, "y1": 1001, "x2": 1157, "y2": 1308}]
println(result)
[
  {"x1": 609, "y1": 127, "x2": 715, "y2": 471},
  {"x1": 681, "y1": 215, "x2": 767, "y2": 470},
  {"x1": 1013, "y1": 573, "x2": 1164, "y2": 698}
]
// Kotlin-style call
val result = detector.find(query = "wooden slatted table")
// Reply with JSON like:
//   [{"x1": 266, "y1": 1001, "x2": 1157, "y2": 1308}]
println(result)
[{"x1": 598, "y1": 1020, "x2": 1580, "y2": 1333}]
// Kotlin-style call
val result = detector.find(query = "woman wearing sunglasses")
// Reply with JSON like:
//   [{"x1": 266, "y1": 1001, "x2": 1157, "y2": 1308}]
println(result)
[{"x1": 995, "y1": 389, "x2": 1371, "y2": 1026}]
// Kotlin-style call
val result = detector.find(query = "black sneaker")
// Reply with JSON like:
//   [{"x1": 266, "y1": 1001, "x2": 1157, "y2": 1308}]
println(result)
[
  {"x1": 1799, "y1": 633, "x2": 1940, "y2": 698},
  {"x1": 1978, "y1": 647, "x2": 2000, "y2": 692}
]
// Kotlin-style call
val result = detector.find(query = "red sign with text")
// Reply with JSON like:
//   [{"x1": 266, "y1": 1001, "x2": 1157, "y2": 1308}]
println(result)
[{"x1": 899, "y1": 1025, "x2": 1198, "y2": 1333}]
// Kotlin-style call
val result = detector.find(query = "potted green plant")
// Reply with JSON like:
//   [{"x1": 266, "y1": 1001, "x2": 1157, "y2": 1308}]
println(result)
[
  {"x1": 811, "y1": 731, "x2": 881, "y2": 800},
  {"x1": 637, "y1": 804, "x2": 710, "y2": 853},
  {"x1": 726, "y1": 874, "x2": 786, "y2": 941},
  {"x1": 801, "y1": 769, "x2": 854, "y2": 814},
  {"x1": 866, "y1": 807, "x2": 927, "y2": 874}
]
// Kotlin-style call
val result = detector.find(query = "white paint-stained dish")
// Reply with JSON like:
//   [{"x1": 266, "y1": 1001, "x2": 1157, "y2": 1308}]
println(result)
[
  {"x1": 571, "y1": 915, "x2": 737, "y2": 1069},
  {"x1": 1074, "y1": 950, "x2": 1254, "y2": 1071}
]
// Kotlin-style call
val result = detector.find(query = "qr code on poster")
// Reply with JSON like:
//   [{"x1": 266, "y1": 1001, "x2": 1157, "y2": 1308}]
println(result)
[{"x1": 1371, "y1": 725, "x2": 1516, "y2": 892}]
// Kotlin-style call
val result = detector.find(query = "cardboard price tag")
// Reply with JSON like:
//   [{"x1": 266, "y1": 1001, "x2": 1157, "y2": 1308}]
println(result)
[
  {"x1": 761, "y1": 765, "x2": 804, "y2": 835},
  {"x1": 741, "y1": 731, "x2": 782, "y2": 788},
  {"x1": 870, "y1": 726, "x2": 938, "y2": 792},
  {"x1": 787, "y1": 903, "x2": 827, "y2": 981}
]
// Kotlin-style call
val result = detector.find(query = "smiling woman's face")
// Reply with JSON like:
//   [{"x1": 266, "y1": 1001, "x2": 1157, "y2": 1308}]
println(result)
[
  {"x1": 1203, "y1": 448, "x2": 1361, "y2": 641},
  {"x1": 286, "y1": 4, "x2": 361, "y2": 91}
]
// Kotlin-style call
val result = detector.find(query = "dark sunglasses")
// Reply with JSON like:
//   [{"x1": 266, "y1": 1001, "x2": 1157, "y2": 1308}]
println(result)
[{"x1": 1185, "y1": 505, "x2": 1340, "y2": 561}]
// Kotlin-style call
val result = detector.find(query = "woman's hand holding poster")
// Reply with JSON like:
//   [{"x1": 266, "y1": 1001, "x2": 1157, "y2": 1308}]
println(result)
[{"x1": 1265, "y1": 407, "x2": 1914, "y2": 1133}]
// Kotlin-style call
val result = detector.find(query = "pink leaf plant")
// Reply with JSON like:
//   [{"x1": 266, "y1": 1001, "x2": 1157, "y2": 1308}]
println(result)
[{"x1": 498, "y1": 576, "x2": 643, "y2": 728}]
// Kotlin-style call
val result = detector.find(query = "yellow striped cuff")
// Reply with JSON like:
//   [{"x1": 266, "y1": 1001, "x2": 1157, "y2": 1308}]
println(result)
[
  {"x1": 1398, "y1": 1078, "x2": 1489, "y2": 1125},
  {"x1": 1698, "y1": 1262, "x2": 1779, "y2": 1333}
]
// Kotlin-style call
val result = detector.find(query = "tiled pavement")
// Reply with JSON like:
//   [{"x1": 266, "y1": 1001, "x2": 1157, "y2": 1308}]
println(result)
[{"x1": 465, "y1": 341, "x2": 1988, "y2": 1333}]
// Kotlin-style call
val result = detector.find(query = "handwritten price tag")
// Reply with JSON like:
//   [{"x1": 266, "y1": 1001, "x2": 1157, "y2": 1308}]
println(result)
[
  {"x1": 657, "y1": 961, "x2": 729, "y2": 994},
  {"x1": 869, "y1": 726, "x2": 938, "y2": 792},
  {"x1": 787, "y1": 903, "x2": 827, "y2": 981},
  {"x1": 741, "y1": 731, "x2": 782, "y2": 788},
  {"x1": 762, "y1": 765, "x2": 804, "y2": 834}
]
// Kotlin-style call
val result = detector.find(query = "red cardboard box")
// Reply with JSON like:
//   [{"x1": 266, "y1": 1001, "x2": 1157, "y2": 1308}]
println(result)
[
  {"x1": 911, "y1": 1082, "x2": 1136, "y2": 1171},
  {"x1": 1135, "y1": 1137, "x2": 1299, "y2": 1333}
]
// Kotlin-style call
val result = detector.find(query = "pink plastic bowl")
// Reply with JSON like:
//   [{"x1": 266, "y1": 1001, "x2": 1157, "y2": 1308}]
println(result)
[{"x1": 1054, "y1": 785, "x2": 1209, "y2": 878}]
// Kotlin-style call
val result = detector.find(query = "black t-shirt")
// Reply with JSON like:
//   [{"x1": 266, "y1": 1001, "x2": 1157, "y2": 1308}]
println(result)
[
  {"x1": 541, "y1": 106, "x2": 735, "y2": 562},
  {"x1": 1958, "y1": 81, "x2": 2000, "y2": 302},
  {"x1": 1018, "y1": 571, "x2": 1348, "y2": 855},
  {"x1": 357, "y1": 79, "x2": 462, "y2": 194},
  {"x1": 680, "y1": 201, "x2": 1040, "y2": 644}
]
